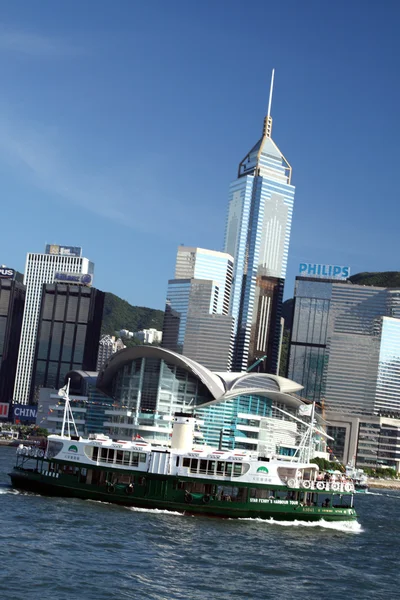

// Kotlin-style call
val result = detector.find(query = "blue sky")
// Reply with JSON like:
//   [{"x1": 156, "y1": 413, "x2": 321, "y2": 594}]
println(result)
[{"x1": 0, "y1": 1, "x2": 399, "y2": 309}]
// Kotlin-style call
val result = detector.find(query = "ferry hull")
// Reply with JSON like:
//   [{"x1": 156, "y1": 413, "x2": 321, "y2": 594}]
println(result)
[{"x1": 9, "y1": 469, "x2": 357, "y2": 522}]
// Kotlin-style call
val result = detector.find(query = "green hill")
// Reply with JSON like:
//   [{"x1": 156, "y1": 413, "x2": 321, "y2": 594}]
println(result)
[
  {"x1": 348, "y1": 271, "x2": 400, "y2": 288},
  {"x1": 101, "y1": 292, "x2": 164, "y2": 336}
]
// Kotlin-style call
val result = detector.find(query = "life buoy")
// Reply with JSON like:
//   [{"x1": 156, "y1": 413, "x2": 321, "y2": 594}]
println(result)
[
  {"x1": 287, "y1": 478, "x2": 296, "y2": 488},
  {"x1": 316, "y1": 481, "x2": 325, "y2": 490},
  {"x1": 184, "y1": 492, "x2": 192, "y2": 504},
  {"x1": 331, "y1": 482, "x2": 340, "y2": 491},
  {"x1": 37, "y1": 449, "x2": 45, "y2": 458},
  {"x1": 203, "y1": 494, "x2": 211, "y2": 504},
  {"x1": 344, "y1": 482, "x2": 353, "y2": 493},
  {"x1": 302, "y1": 480, "x2": 311, "y2": 489},
  {"x1": 125, "y1": 484, "x2": 134, "y2": 495},
  {"x1": 28, "y1": 447, "x2": 34, "y2": 457}
]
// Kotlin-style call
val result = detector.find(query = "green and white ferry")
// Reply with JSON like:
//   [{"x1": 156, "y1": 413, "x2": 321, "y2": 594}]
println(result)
[{"x1": 9, "y1": 393, "x2": 357, "y2": 522}]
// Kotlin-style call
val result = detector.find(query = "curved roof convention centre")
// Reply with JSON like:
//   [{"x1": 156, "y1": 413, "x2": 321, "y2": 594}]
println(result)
[{"x1": 97, "y1": 345, "x2": 304, "y2": 409}]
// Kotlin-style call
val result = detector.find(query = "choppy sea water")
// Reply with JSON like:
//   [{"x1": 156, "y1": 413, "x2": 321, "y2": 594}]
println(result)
[{"x1": 0, "y1": 446, "x2": 398, "y2": 600}]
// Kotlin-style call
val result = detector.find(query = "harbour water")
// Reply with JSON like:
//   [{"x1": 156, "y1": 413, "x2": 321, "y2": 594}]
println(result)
[{"x1": 0, "y1": 446, "x2": 398, "y2": 600}]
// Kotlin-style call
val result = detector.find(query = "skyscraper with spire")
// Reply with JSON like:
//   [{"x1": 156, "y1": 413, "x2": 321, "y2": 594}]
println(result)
[{"x1": 224, "y1": 70, "x2": 295, "y2": 373}]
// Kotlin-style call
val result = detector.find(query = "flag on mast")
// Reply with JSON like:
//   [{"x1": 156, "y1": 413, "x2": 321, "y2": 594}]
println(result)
[
  {"x1": 298, "y1": 403, "x2": 312, "y2": 417},
  {"x1": 58, "y1": 385, "x2": 68, "y2": 397}
]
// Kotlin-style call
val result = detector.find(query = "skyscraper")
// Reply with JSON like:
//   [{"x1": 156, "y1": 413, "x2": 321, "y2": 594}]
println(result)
[
  {"x1": 162, "y1": 247, "x2": 234, "y2": 371},
  {"x1": 13, "y1": 245, "x2": 94, "y2": 404},
  {"x1": 0, "y1": 268, "x2": 25, "y2": 403},
  {"x1": 29, "y1": 281, "x2": 104, "y2": 401},
  {"x1": 224, "y1": 70, "x2": 295, "y2": 374}
]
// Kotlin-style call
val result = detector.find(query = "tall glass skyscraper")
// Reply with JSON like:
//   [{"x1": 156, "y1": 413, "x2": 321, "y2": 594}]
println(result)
[
  {"x1": 224, "y1": 71, "x2": 295, "y2": 374},
  {"x1": 162, "y1": 247, "x2": 234, "y2": 371}
]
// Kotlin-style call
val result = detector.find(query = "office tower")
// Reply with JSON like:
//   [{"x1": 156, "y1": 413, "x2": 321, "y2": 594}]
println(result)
[
  {"x1": 29, "y1": 282, "x2": 104, "y2": 401},
  {"x1": 97, "y1": 335, "x2": 126, "y2": 370},
  {"x1": 288, "y1": 269, "x2": 400, "y2": 415},
  {"x1": 224, "y1": 70, "x2": 295, "y2": 373},
  {"x1": 14, "y1": 245, "x2": 94, "y2": 403},
  {"x1": 162, "y1": 247, "x2": 234, "y2": 371},
  {"x1": 174, "y1": 247, "x2": 233, "y2": 314},
  {"x1": 0, "y1": 268, "x2": 25, "y2": 403},
  {"x1": 324, "y1": 285, "x2": 400, "y2": 415}
]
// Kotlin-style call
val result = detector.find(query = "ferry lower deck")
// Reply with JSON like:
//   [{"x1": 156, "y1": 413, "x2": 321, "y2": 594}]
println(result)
[{"x1": 10, "y1": 458, "x2": 357, "y2": 522}]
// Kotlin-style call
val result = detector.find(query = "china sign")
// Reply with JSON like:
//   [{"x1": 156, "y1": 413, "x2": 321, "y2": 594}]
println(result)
[
  {"x1": 299, "y1": 263, "x2": 350, "y2": 280},
  {"x1": 12, "y1": 404, "x2": 37, "y2": 423}
]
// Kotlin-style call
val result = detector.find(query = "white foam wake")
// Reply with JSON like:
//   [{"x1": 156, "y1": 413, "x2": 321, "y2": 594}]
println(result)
[
  {"x1": 125, "y1": 506, "x2": 184, "y2": 517},
  {"x1": 238, "y1": 517, "x2": 363, "y2": 534}
]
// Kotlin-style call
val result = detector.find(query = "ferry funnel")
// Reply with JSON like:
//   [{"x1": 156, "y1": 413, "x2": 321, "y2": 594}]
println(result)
[{"x1": 170, "y1": 413, "x2": 196, "y2": 452}]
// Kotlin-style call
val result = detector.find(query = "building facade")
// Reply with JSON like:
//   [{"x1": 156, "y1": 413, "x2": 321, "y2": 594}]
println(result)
[
  {"x1": 97, "y1": 335, "x2": 126, "y2": 370},
  {"x1": 326, "y1": 410, "x2": 400, "y2": 472},
  {"x1": 133, "y1": 329, "x2": 162, "y2": 345},
  {"x1": 29, "y1": 282, "x2": 104, "y2": 401},
  {"x1": 0, "y1": 271, "x2": 25, "y2": 403},
  {"x1": 13, "y1": 245, "x2": 94, "y2": 403},
  {"x1": 162, "y1": 247, "x2": 234, "y2": 371},
  {"x1": 224, "y1": 73, "x2": 295, "y2": 374},
  {"x1": 95, "y1": 345, "x2": 327, "y2": 461}
]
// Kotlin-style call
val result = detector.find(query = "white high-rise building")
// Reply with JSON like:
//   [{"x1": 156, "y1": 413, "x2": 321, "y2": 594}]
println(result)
[
  {"x1": 97, "y1": 335, "x2": 126, "y2": 370},
  {"x1": 13, "y1": 245, "x2": 94, "y2": 404}
]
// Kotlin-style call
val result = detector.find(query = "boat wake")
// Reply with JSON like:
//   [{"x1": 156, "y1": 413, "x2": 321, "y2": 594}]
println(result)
[
  {"x1": 365, "y1": 490, "x2": 383, "y2": 496},
  {"x1": 238, "y1": 517, "x2": 363, "y2": 534},
  {"x1": 125, "y1": 506, "x2": 183, "y2": 517},
  {"x1": 0, "y1": 486, "x2": 23, "y2": 495}
]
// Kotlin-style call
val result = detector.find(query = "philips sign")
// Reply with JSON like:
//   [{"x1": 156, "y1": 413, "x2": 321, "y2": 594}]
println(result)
[
  {"x1": 12, "y1": 404, "x2": 38, "y2": 422},
  {"x1": 299, "y1": 263, "x2": 350, "y2": 280},
  {"x1": 54, "y1": 272, "x2": 93, "y2": 286}
]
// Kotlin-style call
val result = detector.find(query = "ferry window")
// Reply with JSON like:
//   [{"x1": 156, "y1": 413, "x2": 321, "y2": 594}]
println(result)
[
  {"x1": 139, "y1": 454, "x2": 146, "y2": 463},
  {"x1": 183, "y1": 458, "x2": 190, "y2": 468},
  {"x1": 131, "y1": 452, "x2": 139, "y2": 467},
  {"x1": 216, "y1": 461, "x2": 224, "y2": 475},
  {"x1": 225, "y1": 462, "x2": 233, "y2": 476},
  {"x1": 100, "y1": 448, "x2": 108, "y2": 461},
  {"x1": 176, "y1": 457, "x2": 180, "y2": 467},
  {"x1": 199, "y1": 459, "x2": 207, "y2": 473},
  {"x1": 92, "y1": 447, "x2": 98, "y2": 461},
  {"x1": 207, "y1": 461, "x2": 216, "y2": 475},
  {"x1": 190, "y1": 458, "x2": 198, "y2": 472},
  {"x1": 108, "y1": 449, "x2": 115, "y2": 463},
  {"x1": 116, "y1": 450, "x2": 123, "y2": 464},
  {"x1": 123, "y1": 451, "x2": 130, "y2": 466},
  {"x1": 250, "y1": 488, "x2": 270, "y2": 499},
  {"x1": 233, "y1": 463, "x2": 242, "y2": 477},
  {"x1": 47, "y1": 440, "x2": 63, "y2": 459}
]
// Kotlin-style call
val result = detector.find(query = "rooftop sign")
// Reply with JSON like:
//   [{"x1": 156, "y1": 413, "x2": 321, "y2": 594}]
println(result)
[
  {"x1": 54, "y1": 272, "x2": 93, "y2": 286},
  {"x1": 299, "y1": 263, "x2": 350, "y2": 280},
  {"x1": 0, "y1": 267, "x2": 15, "y2": 279},
  {"x1": 46, "y1": 245, "x2": 82, "y2": 257}
]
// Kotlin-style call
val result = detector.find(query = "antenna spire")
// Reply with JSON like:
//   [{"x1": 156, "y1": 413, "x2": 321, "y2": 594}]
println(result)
[
  {"x1": 263, "y1": 68, "x2": 275, "y2": 138},
  {"x1": 267, "y1": 68, "x2": 275, "y2": 118}
]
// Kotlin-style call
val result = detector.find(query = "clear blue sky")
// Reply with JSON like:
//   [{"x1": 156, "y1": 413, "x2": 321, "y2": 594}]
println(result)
[{"x1": 0, "y1": 1, "x2": 399, "y2": 309}]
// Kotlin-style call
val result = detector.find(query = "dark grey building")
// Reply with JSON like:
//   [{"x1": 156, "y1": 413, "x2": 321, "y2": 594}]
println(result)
[
  {"x1": 29, "y1": 283, "x2": 104, "y2": 401},
  {"x1": 0, "y1": 274, "x2": 25, "y2": 402}
]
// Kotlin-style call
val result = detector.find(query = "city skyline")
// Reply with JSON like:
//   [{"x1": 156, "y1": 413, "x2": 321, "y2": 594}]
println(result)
[{"x1": 0, "y1": 2, "x2": 399, "y2": 311}]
